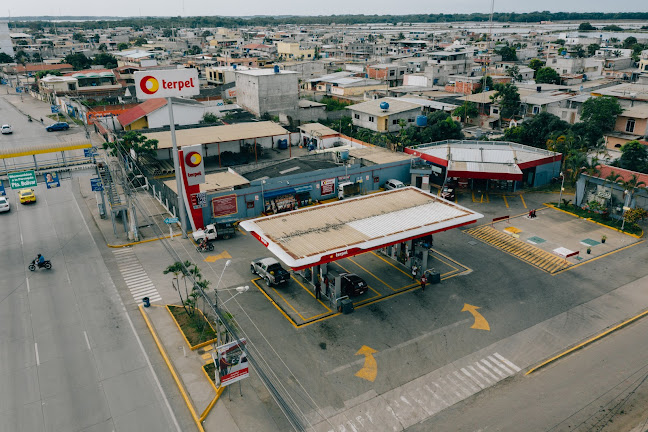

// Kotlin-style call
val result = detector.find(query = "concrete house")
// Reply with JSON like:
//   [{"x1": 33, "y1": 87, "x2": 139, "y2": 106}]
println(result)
[
  {"x1": 235, "y1": 68, "x2": 299, "y2": 117},
  {"x1": 117, "y1": 97, "x2": 205, "y2": 131},
  {"x1": 604, "y1": 105, "x2": 648, "y2": 149},
  {"x1": 346, "y1": 98, "x2": 422, "y2": 133}
]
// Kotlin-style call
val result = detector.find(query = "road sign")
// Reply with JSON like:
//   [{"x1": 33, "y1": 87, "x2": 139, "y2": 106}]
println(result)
[
  {"x1": 51, "y1": 105, "x2": 59, "y2": 113},
  {"x1": 8, "y1": 171, "x2": 37, "y2": 189},
  {"x1": 0, "y1": 180, "x2": 5, "y2": 196},
  {"x1": 164, "y1": 217, "x2": 179, "y2": 224},
  {"x1": 83, "y1": 148, "x2": 98, "y2": 157},
  {"x1": 90, "y1": 178, "x2": 103, "y2": 192}
]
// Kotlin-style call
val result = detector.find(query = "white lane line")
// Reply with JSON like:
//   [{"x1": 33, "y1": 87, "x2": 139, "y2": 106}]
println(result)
[
  {"x1": 424, "y1": 384, "x2": 449, "y2": 408},
  {"x1": 112, "y1": 249, "x2": 133, "y2": 255},
  {"x1": 481, "y1": 358, "x2": 507, "y2": 378},
  {"x1": 83, "y1": 331, "x2": 91, "y2": 350},
  {"x1": 118, "y1": 264, "x2": 142, "y2": 272},
  {"x1": 124, "y1": 275, "x2": 151, "y2": 284},
  {"x1": 129, "y1": 282, "x2": 156, "y2": 290},
  {"x1": 437, "y1": 376, "x2": 463, "y2": 399},
  {"x1": 35, "y1": 343, "x2": 40, "y2": 366},
  {"x1": 461, "y1": 367, "x2": 486, "y2": 389},
  {"x1": 26, "y1": 278, "x2": 30, "y2": 294},
  {"x1": 494, "y1": 353, "x2": 521, "y2": 372},
  {"x1": 476, "y1": 361, "x2": 499, "y2": 381},
  {"x1": 488, "y1": 355, "x2": 513, "y2": 375},
  {"x1": 116, "y1": 258, "x2": 140, "y2": 265},
  {"x1": 131, "y1": 289, "x2": 159, "y2": 298},
  {"x1": 120, "y1": 267, "x2": 144, "y2": 274},
  {"x1": 445, "y1": 374, "x2": 471, "y2": 397},
  {"x1": 130, "y1": 285, "x2": 157, "y2": 294},
  {"x1": 469, "y1": 365, "x2": 491, "y2": 385},
  {"x1": 20, "y1": 231, "x2": 24, "y2": 245}
]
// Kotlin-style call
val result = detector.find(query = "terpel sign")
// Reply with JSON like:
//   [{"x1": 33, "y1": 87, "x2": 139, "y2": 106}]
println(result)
[
  {"x1": 134, "y1": 69, "x2": 200, "y2": 99},
  {"x1": 183, "y1": 144, "x2": 205, "y2": 186}
]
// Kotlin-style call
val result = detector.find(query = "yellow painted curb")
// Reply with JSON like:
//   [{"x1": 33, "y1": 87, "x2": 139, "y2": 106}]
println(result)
[
  {"x1": 108, "y1": 233, "x2": 182, "y2": 248},
  {"x1": 526, "y1": 307, "x2": 648, "y2": 375},
  {"x1": 544, "y1": 203, "x2": 643, "y2": 238},
  {"x1": 199, "y1": 364, "x2": 225, "y2": 420},
  {"x1": 166, "y1": 305, "x2": 218, "y2": 351},
  {"x1": 138, "y1": 305, "x2": 205, "y2": 432}
]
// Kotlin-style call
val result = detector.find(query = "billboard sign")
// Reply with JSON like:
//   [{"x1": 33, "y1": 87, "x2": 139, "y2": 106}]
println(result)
[
  {"x1": 216, "y1": 339, "x2": 249, "y2": 387},
  {"x1": 183, "y1": 144, "x2": 205, "y2": 186},
  {"x1": 134, "y1": 69, "x2": 200, "y2": 100},
  {"x1": 212, "y1": 194, "x2": 238, "y2": 218},
  {"x1": 321, "y1": 178, "x2": 335, "y2": 195},
  {"x1": 44, "y1": 172, "x2": 60, "y2": 189},
  {"x1": 8, "y1": 171, "x2": 37, "y2": 189}
]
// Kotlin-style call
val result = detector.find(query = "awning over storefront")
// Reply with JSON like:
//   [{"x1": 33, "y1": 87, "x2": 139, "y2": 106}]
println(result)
[
  {"x1": 293, "y1": 185, "x2": 313, "y2": 193},
  {"x1": 264, "y1": 187, "x2": 295, "y2": 199},
  {"x1": 447, "y1": 160, "x2": 523, "y2": 181}
]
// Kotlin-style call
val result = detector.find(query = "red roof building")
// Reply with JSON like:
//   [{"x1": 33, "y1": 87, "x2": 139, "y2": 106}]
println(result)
[{"x1": 117, "y1": 98, "x2": 168, "y2": 130}]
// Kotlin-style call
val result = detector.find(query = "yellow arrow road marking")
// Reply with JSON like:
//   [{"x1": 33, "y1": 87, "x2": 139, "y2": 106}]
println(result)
[
  {"x1": 204, "y1": 251, "x2": 232, "y2": 262},
  {"x1": 354, "y1": 345, "x2": 378, "y2": 382},
  {"x1": 462, "y1": 303, "x2": 490, "y2": 331}
]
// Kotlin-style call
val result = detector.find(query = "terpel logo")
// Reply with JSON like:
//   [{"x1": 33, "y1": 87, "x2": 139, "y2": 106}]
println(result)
[
  {"x1": 330, "y1": 250, "x2": 348, "y2": 259},
  {"x1": 139, "y1": 76, "x2": 159, "y2": 95},
  {"x1": 140, "y1": 74, "x2": 196, "y2": 95},
  {"x1": 185, "y1": 151, "x2": 202, "y2": 168}
]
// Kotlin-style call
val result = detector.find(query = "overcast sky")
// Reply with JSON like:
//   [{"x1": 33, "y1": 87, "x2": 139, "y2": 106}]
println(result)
[{"x1": 6, "y1": 1, "x2": 648, "y2": 19}]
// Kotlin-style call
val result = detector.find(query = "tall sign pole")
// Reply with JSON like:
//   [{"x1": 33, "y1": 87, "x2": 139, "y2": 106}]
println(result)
[{"x1": 134, "y1": 69, "x2": 200, "y2": 239}]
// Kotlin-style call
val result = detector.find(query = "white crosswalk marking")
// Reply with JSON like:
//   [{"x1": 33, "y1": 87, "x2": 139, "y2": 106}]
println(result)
[
  {"x1": 315, "y1": 353, "x2": 521, "y2": 431},
  {"x1": 113, "y1": 248, "x2": 161, "y2": 304}
]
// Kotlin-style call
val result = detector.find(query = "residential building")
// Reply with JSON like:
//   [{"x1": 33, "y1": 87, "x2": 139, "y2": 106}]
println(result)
[
  {"x1": 604, "y1": 105, "x2": 648, "y2": 149},
  {"x1": 276, "y1": 42, "x2": 315, "y2": 60},
  {"x1": 366, "y1": 63, "x2": 411, "y2": 87},
  {"x1": 346, "y1": 97, "x2": 422, "y2": 133},
  {"x1": 546, "y1": 56, "x2": 604, "y2": 78},
  {"x1": 235, "y1": 68, "x2": 299, "y2": 117},
  {"x1": 117, "y1": 97, "x2": 205, "y2": 131},
  {"x1": 445, "y1": 75, "x2": 483, "y2": 94}
]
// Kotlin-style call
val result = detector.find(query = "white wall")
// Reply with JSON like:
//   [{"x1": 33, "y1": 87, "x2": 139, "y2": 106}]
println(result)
[{"x1": 147, "y1": 104, "x2": 204, "y2": 128}]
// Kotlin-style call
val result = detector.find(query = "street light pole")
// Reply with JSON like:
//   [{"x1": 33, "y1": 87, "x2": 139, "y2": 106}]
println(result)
[{"x1": 558, "y1": 171, "x2": 565, "y2": 208}]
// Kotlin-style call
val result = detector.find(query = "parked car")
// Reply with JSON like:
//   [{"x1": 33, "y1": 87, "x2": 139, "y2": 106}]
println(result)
[
  {"x1": 1, "y1": 124, "x2": 12, "y2": 134},
  {"x1": 251, "y1": 257, "x2": 291, "y2": 287},
  {"x1": 46, "y1": 122, "x2": 69, "y2": 132},
  {"x1": 339, "y1": 273, "x2": 368, "y2": 297},
  {"x1": 0, "y1": 196, "x2": 10, "y2": 212},
  {"x1": 440, "y1": 184, "x2": 455, "y2": 201},
  {"x1": 18, "y1": 189, "x2": 36, "y2": 204},
  {"x1": 384, "y1": 179, "x2": 405, "y2": 190}
]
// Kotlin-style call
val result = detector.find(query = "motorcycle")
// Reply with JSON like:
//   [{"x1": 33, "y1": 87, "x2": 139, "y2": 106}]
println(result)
[
  {"x1": 196, "y1": 242, "x2": 214, "y2": 252},
  {"x1": 28, "y1": 115, "x2": 33, "y2": 122},
  {"x1": 28, "y1": 258, "x2": 52, "y2": 271}
]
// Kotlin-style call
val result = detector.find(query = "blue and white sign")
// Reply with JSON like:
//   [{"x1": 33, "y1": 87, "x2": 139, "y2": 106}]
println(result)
[
  {"x1": 44, "y1": 172, "x2": 60, "y2": 189},
  {"x1": 164, "y1": 217, "x2": 179, "y2": 224},
  {"x1": 50, "y1": 105, "x2": 59, "y2": 113},
  {"x1": 16, "y1": 87, "x2": 22, "y2": 93},
  {"x1": 90, "y1": 177, "x2": 103, "y2": 191},
  {"x1": 83, "y1": 148, "x2": 97, "y2": 157},
  {"x1": 0, "y1": 180, "x2": 5, "y2": 196}
]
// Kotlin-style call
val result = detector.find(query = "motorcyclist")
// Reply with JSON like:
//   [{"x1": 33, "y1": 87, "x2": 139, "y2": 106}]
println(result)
[
  {"x1": 199, "y1": 238, "x2": 208, "y2": 251},
  {"x1": 37, "y1": 254, "x2": 45, "y2": 266}
]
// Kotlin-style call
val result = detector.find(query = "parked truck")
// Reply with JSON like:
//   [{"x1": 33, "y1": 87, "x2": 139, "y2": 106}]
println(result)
[
  {"x1": 192, "y1": 219, "x2": 237, "y2": 242},
  {"x1": 251, "y1": 257, "x2": 291, "y2": 287}
]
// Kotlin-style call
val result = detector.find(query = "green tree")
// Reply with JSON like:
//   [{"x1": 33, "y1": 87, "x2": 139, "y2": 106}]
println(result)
[
  {"x1": 201, "y1": 112, "x2": 220, "y2": 124},
  {"x1": 553, "y1": 39, "x2": 566, "y2": 46},
  {"x1": 92, "y1": 53, "x2": 118, "y2": 68},
  {"x1": 201, "y1": 30, "x2": 212, "y2": 37},
  {"x1": 98, "y1": 43, "x2": 107, "y2": 52},
  {"x1": 117, "y1": 42, "x2": 129, "y2": 50},
  {"x1": 586, "y1": 44, "x2": 600, "y2": 56},
  {"x1": 35, "y1": 70, "x2": 62, "y2": 79},
  {"x1": 497, "y1": 46, "x2": 518, "y2": 61},
  {"x1": 491, "y1": 83, "x2": 521, "y2": 119},
  {"x1": 474, "y1": 75, "x2": 493, "y2": 93},
  {"x1": 504, "y1": 112, "x2": 570, "y2": 148},
  {"x1": 506, "y1": 65, "x2": 522, "y2": 81},
  {"x1": 14, "y1": 50, "x2": 29, "y2": 65},
  {"x1": 528, "y1": 58, "x2": 545, "y2": 72},
  {"x1": 452, "y1": 101, "x2": 479, "y2": 122},
  {"x1": 573, "y1": 45, "x2": 586, "y2": 58},
  {"x1": 72, "y1": 32, "x2": 88, "y2": 43},
  {"x1": 0, "y1": 52, "x2": 14, "y2": 63},
  {"x1": 132, "y1": 36, "x2": 148, "y2": 46},
  {"x1": 64, "y1": 52, "x2": 91, "y2": 70},
  {"x1": 187, "y1": 45, "x2": 202, "y2": 55},
  {"x1": 620, "y1": 175, "x2": 647, "y2": 209},
  {"x1": 580, "y1": 96, "x2": 622, "y2": 142},
  {"x1": 578, "y1": 22, "x2": 596, "y2": 31},
  {"x1": 162, "y1": 28, "x2": 173, "y2": 37},
  {"x1": 602, "y1": 24, "x2": 623, "y2": 31},
  {"x1": 535, "y1": 67, "x2": 560, "y2": 84},
  {"x1": 102, "y1": 131, "x2": 158, "y2": 162},
  {"x1": 618, "y1": 140, "x2": 648, "y2": 173},
  {"x1": 623, "y1": 36, "x2": 638, "y2": 49},
  {"x1": 396, "y1": 32, "x2": 405, "y2": 40}
]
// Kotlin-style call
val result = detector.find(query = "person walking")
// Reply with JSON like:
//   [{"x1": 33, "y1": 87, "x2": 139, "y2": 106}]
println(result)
[
  {"x1": 323, "y1": 275, "x2": 329, "y2": 297},
  {"x1": 411, "y1": 264, "x2": 419, "y2": 280},
  {"x1": 420, "y1": 275, "x2": 427, "y2": 291},
  {"x1": 315, "y1": 280, "x2": 321, "y2": 300}
]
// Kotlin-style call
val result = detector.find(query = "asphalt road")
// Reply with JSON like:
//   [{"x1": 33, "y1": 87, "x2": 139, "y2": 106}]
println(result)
[
  {"x1": 0, "y1": 180, "x2": 182, "y2": 432},
  {"x1": 406, "y1": 312, "x2": 648, "y2": 432}
]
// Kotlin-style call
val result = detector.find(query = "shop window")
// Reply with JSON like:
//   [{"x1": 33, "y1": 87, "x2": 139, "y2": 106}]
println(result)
[
  {"x1": 408, "y1": 118, "x2": 414, "y2": 122},
  {"x1": 354, "y1": 113, "x2": 360, "y2": 119},
  {"x1": 393, "y1": 119, "x2": 398, "y2": 125},
  {"x1": 532, "y1": 106, "x2": 540, "y2": 115},
  {"x1": 626, "y1": 119, "x2": 635, "y2": 133},
  {"x1": 368, "y1": 116, "x2": 375, "y2": 122}
]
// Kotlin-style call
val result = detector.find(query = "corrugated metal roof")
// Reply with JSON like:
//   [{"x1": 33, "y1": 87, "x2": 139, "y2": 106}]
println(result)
[{"x1": 450, "y1": 161, "x2": 521, "y2": 175}]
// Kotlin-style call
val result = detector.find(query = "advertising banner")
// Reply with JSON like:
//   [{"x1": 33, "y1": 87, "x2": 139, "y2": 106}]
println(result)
[
  {"x1": 320, "y1": 178, "x2": 335, "y2": 195},
  {"x1": 212, "y1": 194, "x2": 238, "y2": 218},
  {"x1": 183, "y1": 144, "x2": 205, "y2": 186},
  {"x1": 134, "y1": 69, "x2": 200, "y2": 100},
  {"x1": 44, "y1": 172, "x2": 60, "y2": 189},
  {"x1": 216, "y1": 339, "x2": 249, "y2": 387}
]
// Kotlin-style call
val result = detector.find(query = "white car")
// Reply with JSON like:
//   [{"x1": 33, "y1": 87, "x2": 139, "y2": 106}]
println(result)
[
  {"x1": 0, "y1": 196, "x2": 10, "y2": 213},
  {"x1": 1, "y1": 125, "x2": 12, "y2": 134},
  {"x1": 384, "y1": 179, "x2": 405, "y2": 190}
]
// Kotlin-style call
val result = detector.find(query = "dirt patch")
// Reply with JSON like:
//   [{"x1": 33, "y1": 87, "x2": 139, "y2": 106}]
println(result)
[{"x1": 168, "y1": 305, "x2": 217, "y2": 347}]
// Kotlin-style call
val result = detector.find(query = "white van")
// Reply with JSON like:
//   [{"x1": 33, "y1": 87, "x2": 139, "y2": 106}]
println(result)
[{"x1": 384, "y1": 179, "x2": 405, "y2": 190}]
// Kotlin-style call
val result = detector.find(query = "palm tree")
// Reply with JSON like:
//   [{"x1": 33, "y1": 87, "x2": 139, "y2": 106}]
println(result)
[
  {"x1": 604, "y1": 171, "x2": 622, "y2": 207},
  {"x1": 581, "y1": 157, "x2": 601, "y2": 194},
  {"x1": 164, "y1": 262, "x2": 189, "y2": 315},
  {"x1": 620, "y1": 175, "x2": 647, "y2": 209}
]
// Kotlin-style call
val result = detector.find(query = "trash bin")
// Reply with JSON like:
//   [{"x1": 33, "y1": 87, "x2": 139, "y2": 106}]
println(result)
[
  {"x1": 339, "y1": 298, "x2": 354, "y2": 314},
  {"x1": 143, "y1": 297, "x2": 150, "y2": 307},
  {"x1": 429, "y1": 272, "x2": 441, "y2": 284}
]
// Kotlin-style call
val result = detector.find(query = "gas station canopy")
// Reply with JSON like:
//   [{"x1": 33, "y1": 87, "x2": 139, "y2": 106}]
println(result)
[{"x1": 239, "y1": 187, "x2": 483, "y2": 271}]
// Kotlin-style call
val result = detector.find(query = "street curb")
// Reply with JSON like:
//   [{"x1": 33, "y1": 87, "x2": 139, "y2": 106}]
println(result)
[
  {"x1": 543, "y1": 203, "x2": 644, "y2": 238},
  {"x1": 526, "y1": 307, "x2": 648, "y2": 375},
  {"x1": 166, "y1": 305, "x2": 218, "y2": 351},
  {"x1": 107, "y1": 232, "x2": 182, "y2": 248},
  {"x1": 138, "y1": 305, "x2": 205, "y2": 432}
]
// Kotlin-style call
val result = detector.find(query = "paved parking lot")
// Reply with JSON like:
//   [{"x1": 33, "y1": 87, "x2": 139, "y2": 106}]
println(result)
[{"x1": 251, "y1": 250, "x2": 471, "y2": 327}]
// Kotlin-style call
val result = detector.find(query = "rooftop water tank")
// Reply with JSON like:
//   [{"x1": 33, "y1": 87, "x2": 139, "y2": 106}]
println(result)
[
  {"x1": 416, "y1": 115, "x2": 427, "y2": 127},
  {"x1": 379, "y1": 101, "x2": 389, "y2": 111},
  {"x1": 233, "y1": 64, "x2": 237, "y2": 69},
  {"x1": 274, "y1": 65, "x2": 280, "y2": 74},
  {"x1": 338, "y1": 149, "x2": 349, "y2": 161}
]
